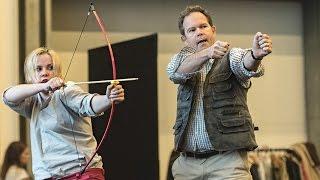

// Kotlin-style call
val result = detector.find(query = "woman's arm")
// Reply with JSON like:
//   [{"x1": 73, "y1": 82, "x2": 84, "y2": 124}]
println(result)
[
  {"x1": 90, "y1": 84, "x2": 125, "y2": 114},
  {"x1": 4, "y1": 77, "x2": 64, "y2": 103}
]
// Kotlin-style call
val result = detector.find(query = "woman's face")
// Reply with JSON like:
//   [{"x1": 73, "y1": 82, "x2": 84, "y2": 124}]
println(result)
[
  {"x1": 33, "y1": 54, "x2": 55, "y2": 84},
  {"x1": 20, "y1": 148, "x2": 30, "y2": 165}
]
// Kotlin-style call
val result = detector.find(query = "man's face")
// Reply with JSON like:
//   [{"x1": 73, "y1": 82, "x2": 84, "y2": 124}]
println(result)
[{"x1": 182, "y1": 12, "x2": 216, "y2": 51}]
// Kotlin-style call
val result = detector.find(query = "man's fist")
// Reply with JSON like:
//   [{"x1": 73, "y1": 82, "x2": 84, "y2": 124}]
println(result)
[
  {"x1": 208, "y1": 40, "x2": 230, "y2": 59},
  {"x1": 252, "y1": 32, "x2": 272, "y2": 60}
]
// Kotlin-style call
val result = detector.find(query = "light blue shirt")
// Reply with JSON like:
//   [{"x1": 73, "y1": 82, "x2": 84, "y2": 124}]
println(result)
[
  {"x1": 167, "y1": 47, "x2": 264, "y2": 152},
  {"x1": 3, "y1": 85, "x2": 103, "y2": 179}
]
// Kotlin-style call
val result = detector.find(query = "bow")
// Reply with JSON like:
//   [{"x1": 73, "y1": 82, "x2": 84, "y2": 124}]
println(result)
[
  {"x1": 81, "y1": 3, "x2": 117, "y2": 174},
  {"x1": 62, "y1": 1, "x2": 119, "y2": 175}
]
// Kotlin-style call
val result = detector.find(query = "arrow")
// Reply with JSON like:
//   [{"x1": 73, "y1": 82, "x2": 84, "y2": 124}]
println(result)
[{"x1": 65, "y1": 78, "x2": 139, "y2": 86}]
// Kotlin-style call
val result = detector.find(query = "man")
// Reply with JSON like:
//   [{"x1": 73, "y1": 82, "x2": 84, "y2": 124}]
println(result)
[{"x1": 166, "y1": 5, "x2": 272, "y2": 180}]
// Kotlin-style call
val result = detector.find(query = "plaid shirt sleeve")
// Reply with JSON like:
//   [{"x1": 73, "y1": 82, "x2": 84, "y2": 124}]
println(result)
[
  {"x1": 166, "y1": 47, "x2": 199, "y2": 84},
  {"x1": 229, "y1": 48, "x2": 265, "y2": 88}
]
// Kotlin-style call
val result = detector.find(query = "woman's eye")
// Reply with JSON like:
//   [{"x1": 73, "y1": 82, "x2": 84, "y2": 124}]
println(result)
[
  {"x1": 48, "y1": 65, "x2": 53, "y2": 70},
  {"x1": 36, "y1": 67, "x2": 42, "y2": 72}
]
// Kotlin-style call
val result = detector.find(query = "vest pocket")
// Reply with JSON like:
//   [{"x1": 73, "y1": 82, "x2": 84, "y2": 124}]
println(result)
[
  {"x1": 178, "y1": 85, "x2": 192, "y2": 101},
  {"x1": 213, "y1": 83, "x2": 232, "y2": 92},
  {"x1": 173, "y1": 119, "x2": 183, "y2": 135},
  {"x1": 209, "y1": 72, "x2": 235, "y2": 101},
  {"x1": 175, "y1": 86, "x2": 192, "y2": 135},
  {"x1": 213, "y1": 90, "x2": 235, "y2": 100},
  {"x1": 210, "y1": 72, "x2": 232, "y2": 83},
  {"x1": 217, "y1": 116, "x2": 250, "y2": 134}
]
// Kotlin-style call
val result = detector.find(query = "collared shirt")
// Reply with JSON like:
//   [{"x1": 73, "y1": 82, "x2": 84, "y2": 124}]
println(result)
[
  {"x1": 3, "y1": 85, "x2": 103, "y2": 180},
  {"x1": 167, "y1": 47, "x2": 264, "y2": 152}
]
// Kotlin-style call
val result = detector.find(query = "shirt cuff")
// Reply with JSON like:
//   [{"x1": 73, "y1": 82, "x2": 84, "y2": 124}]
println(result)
[
  {"x1": 175, "y1": 70, "x2": 198, "y2": 80},
  {"x1": 240, "y1": 60, "x2": 264, "y2": 78},
  {"x1": 87, "y1": 93, "x2": 104, "y2": 117}
]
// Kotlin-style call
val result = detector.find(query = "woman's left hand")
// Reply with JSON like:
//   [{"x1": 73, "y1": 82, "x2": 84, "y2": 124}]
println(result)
[{"x1": 106, "y1": 84, "x2": 125, "y2": 104}]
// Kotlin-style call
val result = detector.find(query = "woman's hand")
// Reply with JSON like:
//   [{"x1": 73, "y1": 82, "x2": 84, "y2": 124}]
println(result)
[
  {"x1": 43, "y1": 77, "x2": 64, "y2": 92},
  {"x1": 106, "y1": 84, "x2": 125, "y2": 104}
]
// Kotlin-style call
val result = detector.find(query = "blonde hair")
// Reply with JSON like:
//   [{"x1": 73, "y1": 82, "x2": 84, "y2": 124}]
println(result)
[{"x1": 24, "y1": 47, "x2": 62, "y2": 83}]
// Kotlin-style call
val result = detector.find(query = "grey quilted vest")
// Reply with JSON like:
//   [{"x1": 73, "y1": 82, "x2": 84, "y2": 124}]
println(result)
[{"x1": 173, "y1": 52, "x2": 258, "y2": 152}]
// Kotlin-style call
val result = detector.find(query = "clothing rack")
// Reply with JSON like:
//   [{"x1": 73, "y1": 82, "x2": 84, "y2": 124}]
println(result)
[{"x1": 254, "y1": 148, "x2": 301, "y2": 161}]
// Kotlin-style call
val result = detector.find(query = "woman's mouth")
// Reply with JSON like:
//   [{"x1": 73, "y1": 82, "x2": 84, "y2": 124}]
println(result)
[{"x1": 41, "y1": 79, "x2": 48, "y2": 83}]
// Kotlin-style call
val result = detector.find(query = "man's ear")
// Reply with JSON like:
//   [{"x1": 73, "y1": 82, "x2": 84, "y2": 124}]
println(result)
[
  {"x1": 181, "y1": 35, "x2": 186, "y2": 42},
  {"x1": 211, "y1": 25, "x2": 216, "y2": 33}
]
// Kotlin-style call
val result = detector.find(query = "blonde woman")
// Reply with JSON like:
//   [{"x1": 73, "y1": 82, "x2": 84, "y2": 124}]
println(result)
[{"x1": 2, "y1": 47, "x2": 125, "y2": 180}]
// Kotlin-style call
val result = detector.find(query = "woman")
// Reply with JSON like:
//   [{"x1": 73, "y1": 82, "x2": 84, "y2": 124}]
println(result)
[
  {"x1": 0, "y1": 141, "x2": 30, "y2": 180},
  {"x1": 2, "y1": 47, "x2": 125, "y2": 179}
]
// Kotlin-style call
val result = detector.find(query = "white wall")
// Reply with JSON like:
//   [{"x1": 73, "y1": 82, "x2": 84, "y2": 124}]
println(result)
[{"x1": 0, "y1": 0, "x2": 20, "y2": 166}]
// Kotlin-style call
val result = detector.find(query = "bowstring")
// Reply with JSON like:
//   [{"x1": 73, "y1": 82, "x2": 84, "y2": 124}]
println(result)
[{"x1": 60, "y1": 5, "x2": 92, "y2": 173}]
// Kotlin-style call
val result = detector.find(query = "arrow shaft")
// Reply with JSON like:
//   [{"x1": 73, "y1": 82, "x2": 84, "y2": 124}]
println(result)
[{"x1": 68, "y1": 78, "x2": 138, "y2": 85}]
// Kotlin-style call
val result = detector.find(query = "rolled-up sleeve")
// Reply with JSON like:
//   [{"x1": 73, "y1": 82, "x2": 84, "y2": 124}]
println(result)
[
  {"x1": 59, "y1": 86, "x2": 103, "y2": 117},
  {"x1": 230, "y1": 48, "x2": 265, "y2": 88},
  {"x1": 2, "y1": 88, "x2": 34, "y2": 119},
  {"x1": 167, "y1": 47, "x2": 198, "y2": 84}
]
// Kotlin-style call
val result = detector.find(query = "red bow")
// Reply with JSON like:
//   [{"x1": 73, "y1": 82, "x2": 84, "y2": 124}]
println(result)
[
  {"x1": 62, "y1": 2, "x2": 118, "y2": 175},
  {"x1": 81, "y1": 3, "x2": 117, "y2": 174}
]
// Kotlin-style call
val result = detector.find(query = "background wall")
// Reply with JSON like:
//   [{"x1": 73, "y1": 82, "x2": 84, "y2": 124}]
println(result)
[
  {"x1": 304, "y1": 0, "x2": 320, "y2": 160},
  {"x1": 48, "y1": 1, "x2": 305, "y2": 179},
  {"x1": 0, "y1": 0, "x2": 20, "y2": 166}
]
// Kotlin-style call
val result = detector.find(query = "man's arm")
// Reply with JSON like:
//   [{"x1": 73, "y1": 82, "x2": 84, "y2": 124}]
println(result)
[
  {"x1": 167, "y1": 47, "x2": 197, "y2": 84},
  {"x1": 177, "y1": 41, "x2": 230, "y2": 74},
  {"x1": 167, "y1": 41, "x2": 229, "y2": 84},
  {"x1": 243, "y1": 32, "x2": 272, "y2": 71},
  {"x1": 230, "y1": 48, "x2": 264, "y2": 88}
]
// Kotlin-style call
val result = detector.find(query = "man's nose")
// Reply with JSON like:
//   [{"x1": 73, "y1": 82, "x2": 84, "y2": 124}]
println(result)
[{"x1": 196, "y1": 28, "x2": 204, "y2": 36}]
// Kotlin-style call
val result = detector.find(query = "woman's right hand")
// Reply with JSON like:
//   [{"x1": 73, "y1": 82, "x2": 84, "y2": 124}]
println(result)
[{"x1": 44, "y1": 77, "x2": 64, "y2": 92}]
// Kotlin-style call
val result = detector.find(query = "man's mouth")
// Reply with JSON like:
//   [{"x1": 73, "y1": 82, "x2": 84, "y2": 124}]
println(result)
[{"x1": 197, "y1": 39, "x2": 208, "y2": 45}]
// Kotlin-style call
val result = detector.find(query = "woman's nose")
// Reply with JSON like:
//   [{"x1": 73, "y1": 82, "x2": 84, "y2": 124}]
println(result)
[{"x1": 40, "y1": 69, "x2": 49, "y2": 76}]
